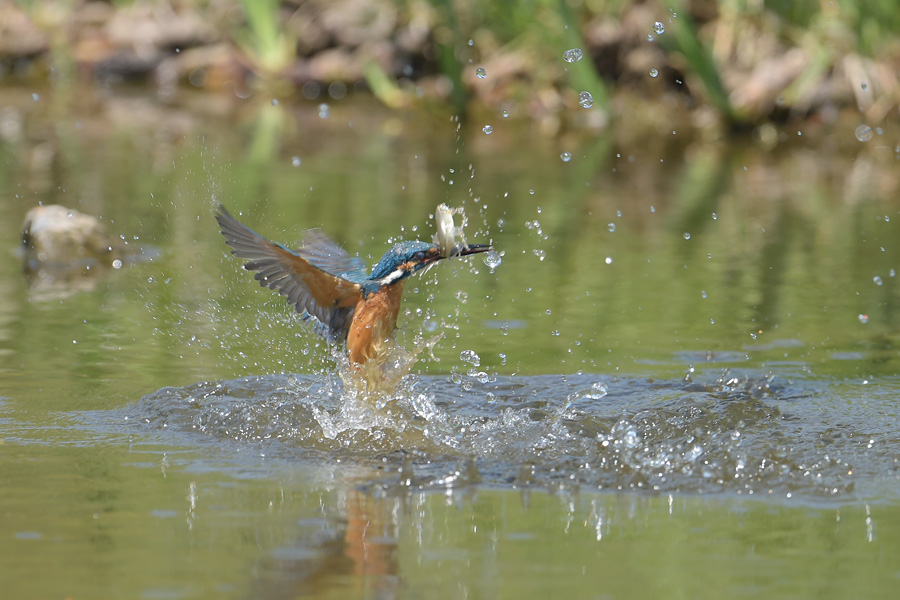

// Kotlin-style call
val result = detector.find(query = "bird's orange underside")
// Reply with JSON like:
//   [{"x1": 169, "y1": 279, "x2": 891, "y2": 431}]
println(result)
[{"x1": 347, "y1": 281, "x2": 405, "y2": 364}]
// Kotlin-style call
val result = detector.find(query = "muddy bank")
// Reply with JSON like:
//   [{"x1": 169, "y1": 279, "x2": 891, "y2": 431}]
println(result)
[{"x1": 1, "y1": 1, "x2": 898, "y2": 132}]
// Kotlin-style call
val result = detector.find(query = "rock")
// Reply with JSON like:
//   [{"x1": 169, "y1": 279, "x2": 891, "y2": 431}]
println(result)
[
  {"x1": 0, "y1": 3, "x2": 48, "y2": 59},
  {"x1": 21, "y1": 204, "x2": 127, "y2": 269}
]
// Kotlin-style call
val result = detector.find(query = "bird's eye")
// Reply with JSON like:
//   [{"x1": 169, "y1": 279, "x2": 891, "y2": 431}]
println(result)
[{"x1": 414, "y1": 251, "x2": 426, "y2": 261}]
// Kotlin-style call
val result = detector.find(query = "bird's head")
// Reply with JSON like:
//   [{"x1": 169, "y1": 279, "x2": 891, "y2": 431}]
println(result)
[{"x1": 362, "y1": 240, "x2": 492, "y2": 296}]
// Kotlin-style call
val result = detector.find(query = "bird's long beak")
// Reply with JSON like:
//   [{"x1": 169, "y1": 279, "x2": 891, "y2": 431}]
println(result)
[{"x1": 448, "y1": 243, "x2": 493, "y2": 258}]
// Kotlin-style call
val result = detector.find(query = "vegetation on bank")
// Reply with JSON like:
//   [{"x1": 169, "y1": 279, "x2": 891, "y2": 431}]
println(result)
[{"x1": 1, "y1": 0, "x2": 898, "y2": 132}]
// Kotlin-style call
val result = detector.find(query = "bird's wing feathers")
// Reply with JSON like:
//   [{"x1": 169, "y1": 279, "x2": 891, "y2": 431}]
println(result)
[
  {"x1": 293, "y1": 229, "x2": 369, "y2": 282},
  {"x1": 216, "y1": 206, "x2": 363, "y2": 339}
]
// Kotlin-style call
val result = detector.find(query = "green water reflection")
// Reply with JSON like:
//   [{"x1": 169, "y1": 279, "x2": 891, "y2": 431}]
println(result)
[
  {"x1": 1, "y1": 441, "x2": 897, "y2": 599},
  {"x1": 1, "y1": 86, "x2": 899, "y2": 598}
]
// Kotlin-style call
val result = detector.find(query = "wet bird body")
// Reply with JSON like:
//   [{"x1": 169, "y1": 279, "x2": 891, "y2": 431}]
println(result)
[{"x1": 215, "y1": 206, "x2": 490, "y2": 365}]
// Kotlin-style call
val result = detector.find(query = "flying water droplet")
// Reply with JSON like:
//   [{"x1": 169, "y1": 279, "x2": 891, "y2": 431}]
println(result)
[
  {"x1": 501, "y1": 110, "x2": 509, "y2": 118},
  {"x1": 578, "y1": 91, "x2": 594, "y2": 108},
  {"x1": 858, "y1": 314, "x2": 869, "y2": 324},
  {"x1": 533, "y1": 249, "x2": 546, "y2": 261},
  {"x1": 874, "y1": 276, "x2": 883, "y2": 286},
  {"x1": 855, "y1": 124, "x2": 873, "y2": 142},
  {"x1": 588, "y1": 382, "x2": 608, "y2": 399},
  {"x1": 32, "y1": 93, "x2": 40, "y2": 102},
  {"x1": 476, "y1": 67, "x2": 487, "y2": 79},
  {"x1": 683, "y1": 232, "x2": 691, "y2": 240},
  {"x1": 649, "y1": 68, "x2": 659, "y2": 78},
  {"x1": 560, "y1": 151, "x2": 572, "y2": 162},
  {"x1": 563, "y1": 48, "x2": 583, "y2": 63},
  {"x1": 653, "y1": 21, "x2": 666, "y2": 35},
  {"x1": 460, "y1": 349, "x2": 481, "y2": 367},
  {"x1": 483, "y1": 250, "x2": 502, "y2": 271},
  {"x1": 291, "y1": 156, "x2": 301, "y2": 167},
  {"x1": 318, "y1": 103, "x2": 330, "y2": 118},
  {"x1": 607, "y1": 223, "x2": 616, "y2": 233},
  {"x1": 482, "y1": 125, "x2": 493, "y2": 135},
  {"x1": 605, "y1": 257, "x2": 613, "y2": 265}
]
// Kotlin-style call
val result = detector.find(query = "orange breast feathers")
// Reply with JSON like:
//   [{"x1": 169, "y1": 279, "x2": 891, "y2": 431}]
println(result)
[{"x1": 346, "y1": 281, "x2": 406, "y2": 364}]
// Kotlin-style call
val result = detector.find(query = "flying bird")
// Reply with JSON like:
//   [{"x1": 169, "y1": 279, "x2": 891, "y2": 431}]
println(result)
[{"x1": 216, "y1": 205, "x2": 491, "y2": 365}]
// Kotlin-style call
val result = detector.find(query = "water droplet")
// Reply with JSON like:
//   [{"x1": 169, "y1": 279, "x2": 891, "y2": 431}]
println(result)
[
  {"x1": 483, "y1": 250, "x2": 502, "y2": 271},
  {"x1": 861, "y1": 82, "x2": 868, "y2": 90},
  {"x1": 271, "y1": 98, "x2": 279, "y2": 106},
  {"x1": 607, "y1": 223, "x2": 616, "y2": 233},
  {"x1": 701, "y1": 290, "x2": 707, "y2": 299},
  {"x1": 482, "y1": 124, "x2": 493, "y2": 135},
  {"x1": 423, "y1": 319, "x2": 438, "y2": 332},
  {"x1": 112, "y1": 259, "x2": 122, "y2": 269},
  {"x1": 683, "y1": 232, "x2": 691, "y2": 240},
  {"x1": 551, "y1": 330, "x2": 561, "y2": 336},
  {"x1": 578, "y1": 91, "x2": 594, "y2": 108},
  {"x1": 891, "y1": 269, "x2": 896, "y2": 278},
  {"x1": 855, "y1": 124, "x2": 873, "y2": 142},
  {"x1": 533, "y1": 249, "x2": 546, "y2": 261},
  {"x1": 318, "y1": 103, "x2": 330, "y2": 118},
  {"x1": 32, "y1": 93, "x2": 40, "y2": 102},
  {"x1": 498, "y1": 352, "x2": 507, "y2": 365},
  {"x1": 291, "y1": 156, "x2": 301, "y2": 167},
  {"x1": 605, "y1": 257, "x2": 613, "y2": 265},
  {"x1": 460, "y1": 349, "x2": 481, "y2": 367},
  {"x1": 649, "y1": 68, "x2": 659, "y2": 78},
  {"x1": 476, "y1": 67, "x2": 486, "y2": 79},
  {"x1": 711, "y1": 212, "x2": 717, "y2": 220},
  {"x1": 560, "y1": 151, "x2": 572, "y2": 162},
  {"x1": 874, "y1": 276, "x2": 883, "y2": 286},
  {"x1": 501, "y1": 110, "x2": 509, "y2": 118},
  {"x1": 653, "y1": 21, "x2": 666, "y2": 35},
  {"x1": 858, "y1": 314, "x2": 869, "y2": 324},
  {"x1": 588, "y1": 382, "x2": 608, "y2": 399},
  {"x1": 563, "y1": 48, "x2": 583, "y2": 63}
]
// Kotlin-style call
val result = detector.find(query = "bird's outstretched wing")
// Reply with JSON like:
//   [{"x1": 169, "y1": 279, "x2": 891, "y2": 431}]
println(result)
[{"x1": 215, "y1": 205, "x2": 366, "y2": 340}]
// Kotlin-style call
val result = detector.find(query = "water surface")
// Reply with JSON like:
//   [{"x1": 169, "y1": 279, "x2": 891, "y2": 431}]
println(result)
[{"x1": 1, "y1": 86, "x2": 899, "y2": 598}]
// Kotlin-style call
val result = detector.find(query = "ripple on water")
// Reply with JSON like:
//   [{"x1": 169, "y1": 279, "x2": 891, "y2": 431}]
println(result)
[{"x1": 131, "y1": 370, "x2": 900, "y2": 500}]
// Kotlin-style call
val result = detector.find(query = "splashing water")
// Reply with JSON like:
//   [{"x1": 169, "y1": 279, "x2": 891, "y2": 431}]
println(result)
[
  {"x1": 578, "y1": 91, "x2": 594, "y2": 109},
  {"x1": 133, "y1": 369, "x2": 891, "y2": 499},
  {"x1": 563, "y1": 48, "x2": 584, "y2": 63},
  {"x1": 855, "y1": 124, "x2": 873, "y2": 142},
  {"x1": 482, "y1": 250, "x2": 502, "y2": 272},
  {"x1": 475, "y1": 67, "x2": 486, "y2": 79}
]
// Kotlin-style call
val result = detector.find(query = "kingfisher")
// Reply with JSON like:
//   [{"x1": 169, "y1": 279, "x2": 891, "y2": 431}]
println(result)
[{"x1": 216, "y1": 205, "x2": 491, "y2": 365}]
